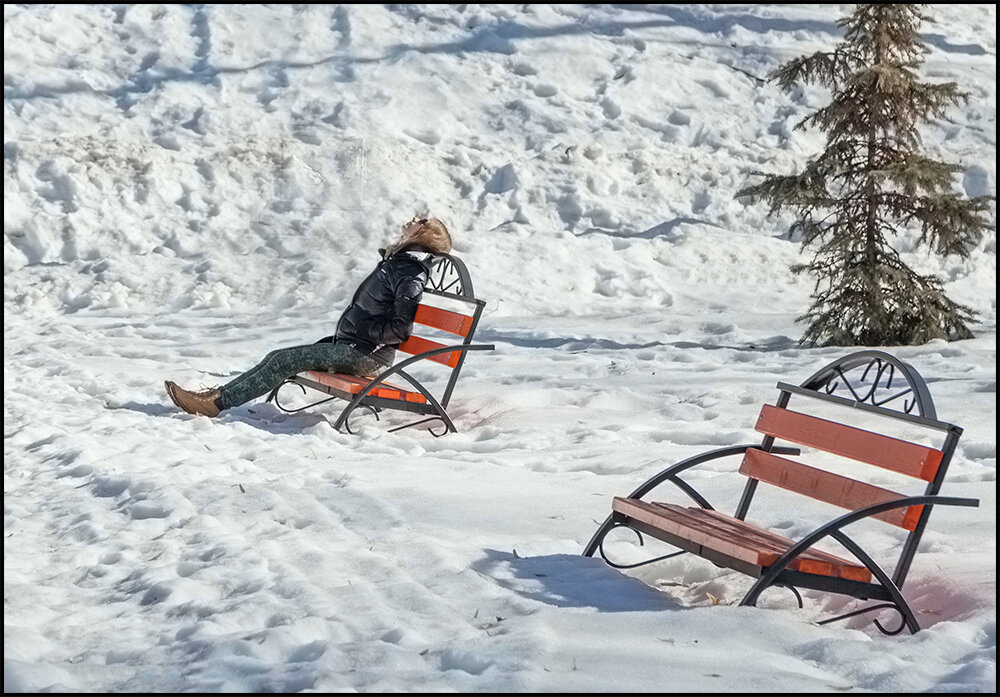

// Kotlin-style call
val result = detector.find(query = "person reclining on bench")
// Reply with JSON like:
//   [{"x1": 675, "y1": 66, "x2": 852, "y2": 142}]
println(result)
[{"x1": 164, "y1": 216, "x2": 453, "y2": 417}]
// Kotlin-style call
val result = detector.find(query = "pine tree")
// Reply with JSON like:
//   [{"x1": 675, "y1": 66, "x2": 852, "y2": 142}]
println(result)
[{"x1": 738, "y1": 4, "x2": 993, "y2": 347}]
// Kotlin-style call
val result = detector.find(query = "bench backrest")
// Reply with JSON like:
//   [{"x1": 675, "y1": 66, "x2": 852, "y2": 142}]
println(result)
[
  {"x1": 736, "y1": 351, "x2": 964, "y2": 587},
  {"x1": 395, "y1": 254, "x2": 487, "y2": 408}
]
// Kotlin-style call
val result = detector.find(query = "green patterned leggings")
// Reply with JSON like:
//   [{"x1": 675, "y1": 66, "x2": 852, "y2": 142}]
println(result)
[{"x1": 218, "y1": 343, "x2": 386, "y2": 410}]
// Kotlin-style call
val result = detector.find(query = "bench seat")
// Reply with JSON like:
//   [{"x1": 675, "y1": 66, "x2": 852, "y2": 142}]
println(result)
[
  {"x1": 613, "y1": 498, "x2": 872, "y2": 582},
  {"x1": 299, "y1": 371, "x2": 428, "y2": 404}
]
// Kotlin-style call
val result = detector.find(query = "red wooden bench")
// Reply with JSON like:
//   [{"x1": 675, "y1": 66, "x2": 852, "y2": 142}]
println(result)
[
  {"x1": 267, "y1": 254, "x2": 494, "y2": 435},
  {"x1": 583, "y1": 351, "x2": 979, "y2": 634}
]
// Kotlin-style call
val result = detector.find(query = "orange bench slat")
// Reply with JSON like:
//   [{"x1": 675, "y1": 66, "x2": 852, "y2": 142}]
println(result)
[
  {"x1": 396, "y1": 335, "x2": 461, "y2": 367},
  {"x1": 642, "y1": 502, "x2": 804, "y2": 569},
  {"x1": 413, "y1": 304, "x2": 474, "y2": 337},
  {"x1": 303, "y1": 371, "x2": 428, "y2": 404},
  {"x1": 612, "y1": 497, "x2": 872, "y2": 582},
  {"x1": 642, "y1": 502, "x2": 842, "y2": 576},
  {"x1": 755, "y1": 404, "x2": 944, "y2": 481},
  {"x1": 696, "y1": 509, "x2": 870, "y2": 580},
  {"x1": 740, "y1": 449, "x2": 923, "y2": 531}
]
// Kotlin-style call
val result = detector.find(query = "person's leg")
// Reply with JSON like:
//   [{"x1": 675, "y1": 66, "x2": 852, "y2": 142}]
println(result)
[{"x1": 217, "y1": 343, "x2": 384, "y2": 410}]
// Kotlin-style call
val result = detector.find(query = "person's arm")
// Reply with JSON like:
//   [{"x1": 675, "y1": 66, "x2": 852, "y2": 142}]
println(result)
[{"x1": 354, "y1": 271, "x2": 426, "y2": 346}]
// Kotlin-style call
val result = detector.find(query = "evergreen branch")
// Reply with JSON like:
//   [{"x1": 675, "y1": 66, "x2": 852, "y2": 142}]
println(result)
[
  {"x1": 880, "y1": 154, "x2": 963, "y2": 192},
  {"x1": 769, "y1": 48, "x2": 857, "y2": 90},
  {"x1": 908, "y1": 194, "x2": 994, "y2": 256},
  {"x1": 795, "y1": 249, "x2": 977, "y2": 346},
  {"x1": 735, "y1": 169, "x2": 832, "y2": 215}
]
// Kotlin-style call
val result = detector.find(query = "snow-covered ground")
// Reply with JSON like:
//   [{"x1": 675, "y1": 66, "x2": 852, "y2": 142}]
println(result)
[{"x1": 4, "y1": 4, "x2": 995, "y2": 692}]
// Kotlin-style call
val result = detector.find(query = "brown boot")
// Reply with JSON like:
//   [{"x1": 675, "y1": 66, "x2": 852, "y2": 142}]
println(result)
[{"x1": 165, "y1": 381, "x2": 222, "y2": 417}]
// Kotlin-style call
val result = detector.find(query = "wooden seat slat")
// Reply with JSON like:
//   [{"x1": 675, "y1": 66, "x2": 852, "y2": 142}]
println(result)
[
  {"x1": 613, "y1": 497, "x2": 773, "y2": 566},
  {"x1": 612, "y1": 498, "x2": 872, "y2": 582},
  {"x1": 697, "y1": 509, "x2": 871, "y2": 581},
  {"x1": 304, "y1": 371, "x2": 428, "y2": 404},
  {"x1": 653, "y1": 502, "x2": 857, "y2": 576}
]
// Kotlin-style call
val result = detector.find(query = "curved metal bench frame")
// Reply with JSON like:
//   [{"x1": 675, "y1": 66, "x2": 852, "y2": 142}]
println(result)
[
  {"x1": 267, "y1": 254, "x2": 494, "y2": 435},
  {"x1": 583, "y1": 350, "x2": 978, "y2": 634}
]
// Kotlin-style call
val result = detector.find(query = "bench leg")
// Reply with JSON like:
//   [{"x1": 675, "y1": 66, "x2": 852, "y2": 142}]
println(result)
[
  {"x1": 332, "y1": 400, "x2": 455, "y2": 435},
  {"x1": 267, "y1": 379, "x2": 340, "y2": 414},
  {"x1": 331, "y1": 370, "x2": 457, "y2": 435},
  {"x1": 387, "y1": 416, "x2": 450, "y2": 437},
  {"x1": 817, "y1": 603, "x2": 909, "y2": 636},
  {"x1": 583, "y1": 514, "x2": 689, "y2": 569},
  {"x1": 825, "y1": 531, "x2": 919, "y2": 635},
  {"x1": 340, "y1": 405, "x2": 381, "y2": 435},
  {"x1": 583, "y1": 513, "x2": 621, "y2": 558},
  {"x1": 740, "y1": 529, "x2": 921, "y2": 634},
  {"x1": 393, "y1": 370, "x2": 457, "y2": 435}
]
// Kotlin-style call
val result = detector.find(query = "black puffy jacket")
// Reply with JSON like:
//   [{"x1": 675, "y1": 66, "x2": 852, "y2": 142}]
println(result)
[{"x1": 330, "y1": 244, "x2": 432, "y2": 366}]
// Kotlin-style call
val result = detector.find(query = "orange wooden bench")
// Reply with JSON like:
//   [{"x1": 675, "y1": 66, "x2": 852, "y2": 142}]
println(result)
[
  {"x1": 583, "y1": 351, "x2": 979, "y2": 634},
  {"x1": 267, "y1": 254, "x2": 494, "y2": 435}
]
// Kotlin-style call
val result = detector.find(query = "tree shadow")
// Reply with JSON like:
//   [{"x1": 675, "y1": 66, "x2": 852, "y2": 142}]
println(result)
[
  {"x1": 476, "y1": 329, "x2": 667, "y2": 351},
  {"x1": 7, "y1": 5, "x2": 984, "y2": 112},
  {"x1": 389, "y1": 17, "x2": 679, "y2": 57},
  {"x1": 611, "y1": 4, "x2": 840, "y2": 36},
  {"x1": 476, "y1": 329, "x2": 798, "y2": 353},
  {"x1": 3, "y1": 7, "x2": 811, "y2": 104},
  {"x1": 920, "y1": 33, "x2": 988, "y2": 56},
  {"x1": 578, "y1": 217, "x2": 723, "y2": 241}
]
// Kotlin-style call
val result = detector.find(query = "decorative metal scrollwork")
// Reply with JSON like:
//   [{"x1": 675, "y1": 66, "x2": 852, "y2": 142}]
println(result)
[
  {"x1": 268, "y1": 380, "x2": 338, "y2": 414},
  {"x1": 426, "y1": 254, "x2": 474, "y2": 298},
  {"x1": 799, "y1": 350, "x2": 937, "y2": 419},
  {"x1": 771, "y1": 584, "x2": 804, "y2": 609},
  {"x1": 597, "y1": 524, "x2": 688, "y2": 569},
  {"x1": 344, "y1": 405, "x2": 380, "y2": 435},
  {"x1": 387, "y1": 416, "x2": 450, "y2": 437},
  {"x1": 817, "y1": 602, "x2": 907, "y2": 636}
]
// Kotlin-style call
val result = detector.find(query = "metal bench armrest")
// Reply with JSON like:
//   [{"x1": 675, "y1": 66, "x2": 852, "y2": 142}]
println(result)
[
  {"x1": 751, "y1": 494, "x2": 979, "y2": 589},
  {"x1": 350, "y1": 343, "x2": 495, "y2": 402},
  {"x1": 625, "y1": 444, "x2": 801, "y2": 507},
  {"x1": 582, "y1": 444, "x2": 799, "y2": 558}
]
